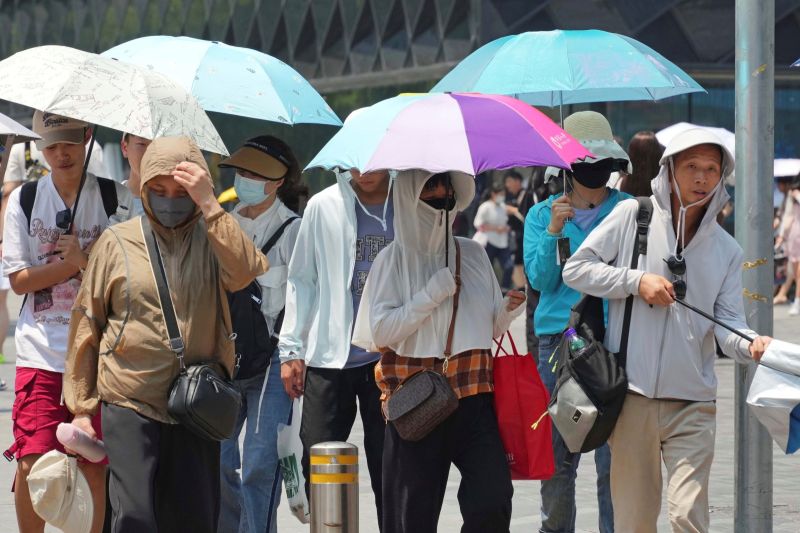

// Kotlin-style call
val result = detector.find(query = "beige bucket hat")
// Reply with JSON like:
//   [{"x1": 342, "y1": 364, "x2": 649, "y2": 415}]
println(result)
[{"x1": 28, "y1": 450, "x2": 93, "y2": 533}]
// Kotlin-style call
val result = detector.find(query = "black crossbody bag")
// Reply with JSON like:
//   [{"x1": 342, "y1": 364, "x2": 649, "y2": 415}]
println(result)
[{"x1": 143, "y1": 218, "x2": 242, "y2": 441}]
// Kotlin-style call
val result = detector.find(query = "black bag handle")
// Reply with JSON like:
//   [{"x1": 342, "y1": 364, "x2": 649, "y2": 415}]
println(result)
[
  {"x1": 618, "y1": 197, "x2": 654, "y2": 364},
  {"x1": 141, "y1": 217, "x2": 187, "y2": 371}
]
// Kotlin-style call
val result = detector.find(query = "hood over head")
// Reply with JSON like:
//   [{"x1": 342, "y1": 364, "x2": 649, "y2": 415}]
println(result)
[
  {"x1": 393, "y1": 170, "x2": 474, "y2": 256},
  {"x1": 140, "y1": 136, "x2": 210, "y2": 232},
  {"x1": 652, "y1": 127, "x2": 734, "y2": 257}
]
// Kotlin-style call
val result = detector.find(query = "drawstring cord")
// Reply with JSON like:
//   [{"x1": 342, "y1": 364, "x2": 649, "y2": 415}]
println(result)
[{"x1": 667, "y1": 157, "x2": 722, "y2": 258}]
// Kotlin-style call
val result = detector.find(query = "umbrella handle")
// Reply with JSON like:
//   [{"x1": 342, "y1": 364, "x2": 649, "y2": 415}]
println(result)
[
  {"x1": 673, "y1": 298, "x2": 754, "y2": 343},
  {"x1": 66, "y1": 126, "x2": 98, "y2": 233}
]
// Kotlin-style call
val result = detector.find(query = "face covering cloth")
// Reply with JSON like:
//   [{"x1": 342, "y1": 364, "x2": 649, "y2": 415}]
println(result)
[{"x1": 147, "y1": 190, "x2": 196, "y2": 228}]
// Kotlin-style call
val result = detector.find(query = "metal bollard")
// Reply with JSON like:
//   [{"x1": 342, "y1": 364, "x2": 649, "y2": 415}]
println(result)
[{"x1": 310, "y1": 441, "x2": 359, "y2": 532}]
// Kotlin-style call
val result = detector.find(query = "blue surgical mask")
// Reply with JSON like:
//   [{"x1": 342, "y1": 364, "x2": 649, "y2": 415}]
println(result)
[
  {"x1": 234, "y1": 173, "x2": 270, "y2": 205},
  {"x1": 147, "y1": 190, "x2": 196, "y2": 228}
]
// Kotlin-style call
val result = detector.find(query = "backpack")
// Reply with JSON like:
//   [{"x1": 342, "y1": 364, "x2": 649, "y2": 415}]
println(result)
[
  {"x1": 547, "y1": 197, "x2": 653, "y2": 453},
  {"x1": 228, "y1": 216, "x2": 299, "y2": 380},
  {"x1": 20, "y1": 177, "x2": 118, "y2": 230}
]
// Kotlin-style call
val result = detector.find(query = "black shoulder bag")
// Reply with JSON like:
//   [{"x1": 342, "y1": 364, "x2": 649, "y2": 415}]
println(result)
[{"x1": 142, "y1": 218, "x2": 242, "y2": 441}]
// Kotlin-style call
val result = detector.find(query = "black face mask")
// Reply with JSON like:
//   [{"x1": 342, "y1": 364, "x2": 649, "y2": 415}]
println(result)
[
  {"x1": 421, "y1": 196, "x2": 456, "y2": 211},
  {"x1": 570, "y1": 159, "x2": 616, "y2": 189}
]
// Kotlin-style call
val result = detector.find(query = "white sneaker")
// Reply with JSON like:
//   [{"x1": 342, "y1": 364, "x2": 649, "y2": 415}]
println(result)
[{"x1": 790, "y1": 302, "x2": 800, "y2": 316}]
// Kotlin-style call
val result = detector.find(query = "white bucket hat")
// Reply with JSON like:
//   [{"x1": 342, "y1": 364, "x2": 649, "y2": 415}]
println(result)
[
  {"x1": 544, "y1": 111, "x2": 631, "y2": 182},
  {"x1": 659, "y1": 127, "x2": 735, "y2": 178},
  {"x1": 28, "y1": 450, "x2": 93, "y2": 533}
]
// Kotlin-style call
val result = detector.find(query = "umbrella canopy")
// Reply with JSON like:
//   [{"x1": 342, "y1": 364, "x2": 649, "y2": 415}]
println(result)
[
  {"x1": 431, "y1": 30, "x2": 704, "y2": 106},
  {"x1": 307, "y1": 93, "x2": 593, "y2": 174},
  {"x1": 0, "y1": 112, "x2": 41, "y2": 180},
  {"x1": 0, "y1": 112, "x2": 39, "y2": 144},
  {"x1": 103, "y1": 36, "x2": 342, "y2": 127},
  {"x1": 792, "y1": 58, "x2": 799, "y2": 67},
  {"x1": 0, "y1": 45, "x2": 228, "y2": 154},
  {"x1": 656, "y1": 122, "x2": 735, "y2": 158},
  {"x1": 775, "y1": 159, "x2": 800, "y2": 178}
]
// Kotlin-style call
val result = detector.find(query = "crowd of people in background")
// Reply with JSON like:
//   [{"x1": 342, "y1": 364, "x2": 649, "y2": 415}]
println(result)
[{"x1": 0, "y1": 106, "x2": 787, "y2": 533}]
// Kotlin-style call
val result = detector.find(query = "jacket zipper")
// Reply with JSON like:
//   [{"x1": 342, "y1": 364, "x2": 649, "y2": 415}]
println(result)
[{"x1": 652, "y1": 311, "x2": 670, "y2": 397}]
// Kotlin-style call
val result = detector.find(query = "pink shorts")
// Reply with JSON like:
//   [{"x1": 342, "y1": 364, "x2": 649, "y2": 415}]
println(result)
[{"x1": 6, "y1": 367, "x2": 104, "y2": 463}]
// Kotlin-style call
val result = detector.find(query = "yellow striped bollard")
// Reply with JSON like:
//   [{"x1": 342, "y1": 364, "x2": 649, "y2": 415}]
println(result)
[{"x1": 310, "y1": 442, "x2": 359, "y2": 532}]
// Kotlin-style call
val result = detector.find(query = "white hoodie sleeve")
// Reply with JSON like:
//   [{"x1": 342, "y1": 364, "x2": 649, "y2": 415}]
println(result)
[
  {"x1": 364, "y1": 248, "x2": 449, "y2": 349},
  {"x1": 278, "y1": 203, "x2": 319, "y2": 363},
  {"x1": 713, "y1": 246, "x2": 758, "y2": 364},
  {"x1": 563, "y1": 200, "x2": 644, "y2": 299}
]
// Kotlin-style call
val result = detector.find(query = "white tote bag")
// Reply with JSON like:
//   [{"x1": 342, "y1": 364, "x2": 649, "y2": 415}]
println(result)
[
  {"x1": 277, "y1": 397, "x2": 311, "y2": 523},
  {"x1": 746, "y1": 339, "x2": 800, "y2": 454}
]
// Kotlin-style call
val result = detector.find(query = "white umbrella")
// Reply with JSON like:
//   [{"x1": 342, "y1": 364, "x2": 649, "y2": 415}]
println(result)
[
  {"x1": 0, "y1": 111, "x2": 41, "y2": 184},
  {"x1": 0, "y1": 45, "x2": 228, "y2": 155},
  {"x1": 774, "y1": 158, "x2": 800, "y2": 178}
]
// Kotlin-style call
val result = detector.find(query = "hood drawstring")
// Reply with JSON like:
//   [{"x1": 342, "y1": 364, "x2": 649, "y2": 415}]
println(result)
[
  {"x1": 667, "y1": 157, "x2": 723, "y2": 258},
  {"x1": 350, "y1": 172, "x2": 395, "y2": 232}
]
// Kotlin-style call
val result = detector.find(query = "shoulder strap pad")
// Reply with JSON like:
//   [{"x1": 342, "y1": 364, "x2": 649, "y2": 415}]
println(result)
[
  {"x1": 96, "y1": 177, "x2": 119, "y2": 219},
  {"x1": 635, "y1": 197, "x2": 653, "y2": 256},
  {"x1": 20, "y1": 181, "x2": 38, "y2": 230}
]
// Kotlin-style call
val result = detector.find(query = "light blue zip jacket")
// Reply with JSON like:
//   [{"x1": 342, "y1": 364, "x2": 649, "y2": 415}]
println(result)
[{"x1": 523, "y1": 189, "x2": 630, "y2": 336}]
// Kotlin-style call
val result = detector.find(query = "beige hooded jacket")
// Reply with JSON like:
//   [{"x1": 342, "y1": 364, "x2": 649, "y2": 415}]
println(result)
[{"x1": 64, "y1": 137, "x2": 269, "y2": 423}]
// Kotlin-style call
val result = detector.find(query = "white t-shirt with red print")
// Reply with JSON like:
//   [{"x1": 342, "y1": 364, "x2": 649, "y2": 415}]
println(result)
[{"x1": 2, "y1": 173, "x2": 131, "y2": 372}]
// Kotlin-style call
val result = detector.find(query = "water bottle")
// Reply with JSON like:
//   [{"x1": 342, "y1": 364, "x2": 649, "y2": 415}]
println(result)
[{"x1": 564, "y1": 327, "x2": 589, "y2": 355}]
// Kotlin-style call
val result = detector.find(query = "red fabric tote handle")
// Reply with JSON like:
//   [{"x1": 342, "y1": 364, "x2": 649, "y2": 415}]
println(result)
[{"x1": 493, "y1": 331, "x2": 522, "y2": 357}]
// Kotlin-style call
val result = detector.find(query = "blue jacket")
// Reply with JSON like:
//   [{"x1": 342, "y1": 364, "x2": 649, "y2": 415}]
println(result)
[{"x1": 523, "y1": 189, "x2": 630, "y2": 336}]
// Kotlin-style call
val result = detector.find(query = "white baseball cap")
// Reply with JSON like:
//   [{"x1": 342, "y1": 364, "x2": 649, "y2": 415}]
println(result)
[
  {"x1": 32, "y1": 110, "x2": 88, "y2": 150},
  {"x1": 27, "y1": 450, "x2": 93, "y2": 533}
]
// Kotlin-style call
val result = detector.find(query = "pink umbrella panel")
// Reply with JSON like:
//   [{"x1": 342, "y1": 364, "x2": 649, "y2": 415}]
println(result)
[{"x1": 306, "y1": 92, "x2": 594, "y2": 174}]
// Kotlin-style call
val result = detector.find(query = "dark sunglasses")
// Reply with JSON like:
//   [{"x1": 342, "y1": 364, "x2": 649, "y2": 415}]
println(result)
[{"x1": 664, "y1": 255, "x2": 687, "y2": 300}]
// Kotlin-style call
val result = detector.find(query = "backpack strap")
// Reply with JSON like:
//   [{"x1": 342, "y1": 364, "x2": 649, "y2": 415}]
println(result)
[
  {"x1": 619, "y1": 197, "x2": 653, "y2": 364},
  {"x1": 20, "y1": 181, "x2": 38, "y2": 231},
  {"x1": 96, "y1": 177, "x2": 119, "y2": 219},
  {"x1": 260, "y1": 216, "x2": 299, "y2": 339},
  {"x1": 259, "y1": 216, "x2": 299, "y2": 256}
]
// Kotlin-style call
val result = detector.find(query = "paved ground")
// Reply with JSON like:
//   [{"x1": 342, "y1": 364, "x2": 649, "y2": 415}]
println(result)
[{"x1": 0, "y1": 291, "x2": 798, "y2": 532}]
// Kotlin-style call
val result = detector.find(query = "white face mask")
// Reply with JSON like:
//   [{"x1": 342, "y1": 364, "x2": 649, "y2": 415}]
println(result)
[{"x1": 234, "y1": 173, "x2": 270, "y2": 206}]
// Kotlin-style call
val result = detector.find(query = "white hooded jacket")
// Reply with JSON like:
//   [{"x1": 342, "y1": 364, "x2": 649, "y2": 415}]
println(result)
[
  {"x1": 279, "y1": 172, "x2": 363, "y2": 368},
  {"x1": 563, "y1": 131, "x2": 756, "y2": 401},
  {"x1": 352, "y1": 170, "x2": 523, "y2": 357}
]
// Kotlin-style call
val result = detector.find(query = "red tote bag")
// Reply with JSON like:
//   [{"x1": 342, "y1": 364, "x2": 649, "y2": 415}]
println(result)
[{"x1": 492, "y1": 332, "x2": 554, "y2": 480}]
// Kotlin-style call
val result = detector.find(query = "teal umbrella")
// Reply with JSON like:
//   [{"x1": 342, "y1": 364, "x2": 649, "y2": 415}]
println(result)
[
  {"x1": 103, "y1": 36, "x2": 342, "y2": 127},
  {"x1": 431, "y1": 30, "x2": 705, "y2": 106}
]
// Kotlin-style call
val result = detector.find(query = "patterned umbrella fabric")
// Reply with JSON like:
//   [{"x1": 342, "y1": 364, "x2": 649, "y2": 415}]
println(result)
[
  {"x1": 307, "y1": 93, "x2": 593, "y2": 174},
  {"x1": 104, "y1": 36, "x2": 342, "y2": 126},
  {"x1": 432, "y1": 30, "x2": 705, "y2": 106},
  {"x1": 0, "y1": 45, "x2": 228, "y2": 154}
]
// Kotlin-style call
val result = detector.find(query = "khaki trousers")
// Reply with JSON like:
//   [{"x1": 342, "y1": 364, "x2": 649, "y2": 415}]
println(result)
[{"x1": 608, "y1": 392, "x2": 716, "y2": 533}]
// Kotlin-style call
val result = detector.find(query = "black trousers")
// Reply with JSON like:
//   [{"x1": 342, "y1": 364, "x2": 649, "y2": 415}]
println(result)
[
  {"x1": 300, "y1": 361, "x2": 385, "y2": 526},
  {"x1": 102, "y1": 403, "x2": 220, "y2": 533},
  {"x1": 382, "y1": 393, "x2": 513, "y2": 533}
]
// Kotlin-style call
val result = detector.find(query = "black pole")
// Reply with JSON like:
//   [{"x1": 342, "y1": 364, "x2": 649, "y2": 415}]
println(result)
[
  {"x1": 445, "y1": 174, "x2": 450, "y2": 268},
  {"x1": 674, "y1": 298, "x2": 754, "y2": 343},
  {"x1": 66, "y1": 125, "x2": 98, "y2": 233}
]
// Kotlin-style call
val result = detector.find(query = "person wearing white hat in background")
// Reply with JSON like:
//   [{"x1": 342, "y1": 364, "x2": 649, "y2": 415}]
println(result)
[
  {"x1": 563, "y1": 128, "x2": 773, "y2": 532},
  {"x1": 27, "y1": 450, "x2": 93, "y2": 533},
  {"x1": 524, "y1": 110, "x2": 631, "y2": 533}
]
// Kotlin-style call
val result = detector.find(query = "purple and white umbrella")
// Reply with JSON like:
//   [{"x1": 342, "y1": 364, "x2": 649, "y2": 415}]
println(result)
[{"x1": 306, "y1": 92, "x2": 593, "y2": 174}]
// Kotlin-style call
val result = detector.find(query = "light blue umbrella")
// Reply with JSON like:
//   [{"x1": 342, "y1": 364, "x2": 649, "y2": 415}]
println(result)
[
  {"x1": 103, "y1": 36, "x2": 342, "y2": 126},
  {"x1": 431, "y1": 30, "x2": 705, "y2": 106}
]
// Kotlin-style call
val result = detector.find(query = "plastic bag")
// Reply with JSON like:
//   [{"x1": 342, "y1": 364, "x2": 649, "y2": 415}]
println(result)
[{"x1": 277, "y1": 397, "x2": 311, "y2": 523}]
